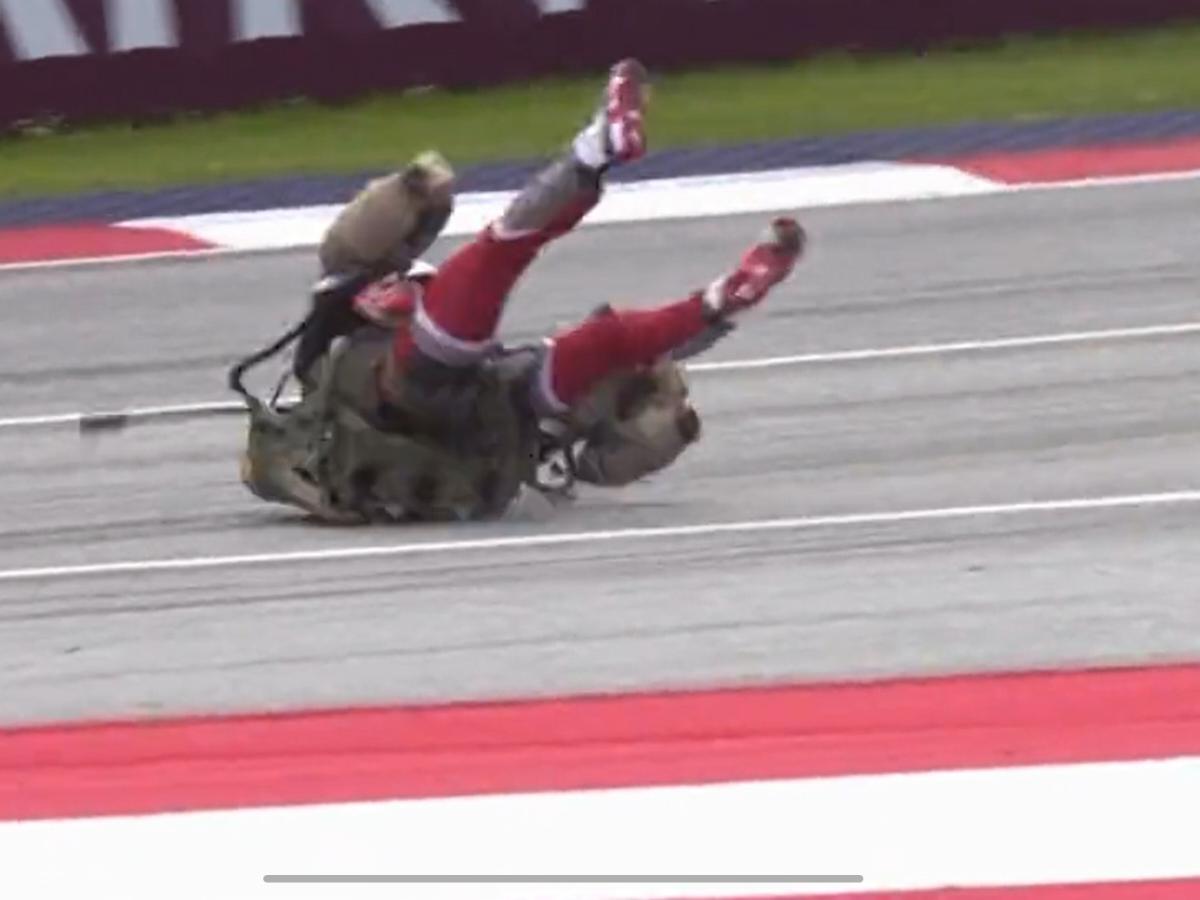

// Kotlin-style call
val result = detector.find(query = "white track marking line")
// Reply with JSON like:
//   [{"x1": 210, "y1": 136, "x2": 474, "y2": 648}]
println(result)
[
  {"x1": 1, "y1": 320, "x2": 1197, "y2": 433},
  {"x1": 1004, "y1": 167, "x2": 1200, "y2": 194},
  {"x1": 0, "y1": 400, "x2": 250, "y2": 430},
  {"x1": 0, "y1": 245, "x2": 236, "y2": 273},
  {"x1": 687, "y1": 320, "x2": 1200, "y2": 372},
  {"x1": 1, "y1": 489, "x2": 1198, "y2": 583}
]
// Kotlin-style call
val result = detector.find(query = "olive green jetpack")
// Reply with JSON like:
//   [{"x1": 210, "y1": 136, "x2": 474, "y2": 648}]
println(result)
[
  {"x1": 230, "y1": 300, "x2": 704, "y2": 524},
  {"x1": 235, "y1": 324, "x2": 543, "y2": 525}
]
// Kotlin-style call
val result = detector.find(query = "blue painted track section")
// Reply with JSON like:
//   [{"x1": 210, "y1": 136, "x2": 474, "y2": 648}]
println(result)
[{"x1": 3, "y1": 108, "x2": 1200, "y2": 228}]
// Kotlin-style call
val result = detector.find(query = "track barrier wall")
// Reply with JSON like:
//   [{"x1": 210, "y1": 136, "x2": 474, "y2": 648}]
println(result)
[{"x1": 1, "y1": 0, "x2": 1197, "y2": 127}]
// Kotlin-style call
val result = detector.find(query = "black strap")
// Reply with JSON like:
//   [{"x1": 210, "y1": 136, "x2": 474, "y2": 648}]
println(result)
[
  {"x1": 227, "y1": 314, "x2": 313, "y2": 403},
  {"x1": 230, "y1": 268, "x2": 385, "y2": 404}
]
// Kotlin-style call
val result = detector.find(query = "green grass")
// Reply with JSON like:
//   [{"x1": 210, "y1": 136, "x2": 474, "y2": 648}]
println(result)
[{"x1": 2, "y1": 21, "x2": 1199, "y2": 198}]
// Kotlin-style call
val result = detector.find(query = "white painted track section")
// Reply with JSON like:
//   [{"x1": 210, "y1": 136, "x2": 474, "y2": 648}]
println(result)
[
  {"x1": 1, "y1": 163, "x2": 1194, "y2": 275},
  {"x1": 5, "y1": 757, "x2": 1199, "y2": 899},
  {"x1": 119, "y1": 163, "x2": 1000, "y2": 252}
]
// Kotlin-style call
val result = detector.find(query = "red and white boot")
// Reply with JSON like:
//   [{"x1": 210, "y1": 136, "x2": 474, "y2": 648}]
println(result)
[
  {"x1": 573, "y1": 58, "x2": 650, "y2": 168},
  {"x1": 702, "y1": 217, "x2": 807, "y2": 320}
]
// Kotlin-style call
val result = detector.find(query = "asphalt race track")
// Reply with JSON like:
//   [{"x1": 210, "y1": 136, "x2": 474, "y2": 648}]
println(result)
[{"x1": 1, "y1": 180, "x2": 1198, "y2": 726}]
